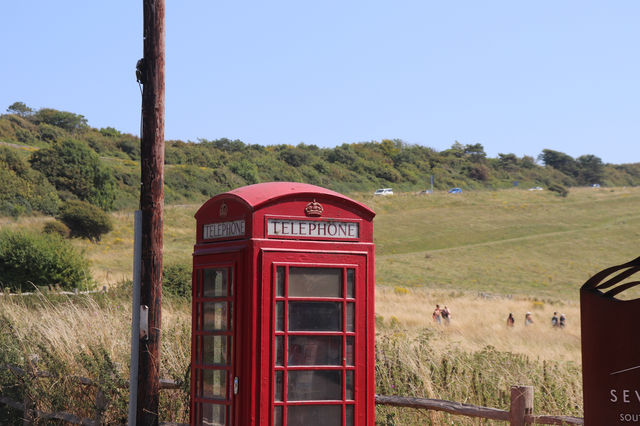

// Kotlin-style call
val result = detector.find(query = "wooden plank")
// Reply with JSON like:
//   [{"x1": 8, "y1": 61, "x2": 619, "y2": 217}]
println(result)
[
  {"x1": 0, "y1": 395, "x2": 96, "y2": 426},
  {"x1": 0, "y1": 395, "x2": 24, "y2": 411},
  {"x1": 374, "y1": 394, "x2": 510, "y2": 421}
]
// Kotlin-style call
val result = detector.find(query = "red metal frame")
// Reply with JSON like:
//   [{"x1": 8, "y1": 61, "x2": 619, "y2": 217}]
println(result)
[
  {"x1": 190, "y1": 255, "x2": 242, "y2": 426},
  {"x1": 190, "y1": 182, "x2": 375, "y2": 426}
]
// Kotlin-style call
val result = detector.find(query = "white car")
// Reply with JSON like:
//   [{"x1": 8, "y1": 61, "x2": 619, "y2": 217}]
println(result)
[
  {"x1": 374, "y1": 188, "x2": 393, "y2": 196},
  {"x1": 528, "y1": 186, "x2": 543, "y2": 191}
]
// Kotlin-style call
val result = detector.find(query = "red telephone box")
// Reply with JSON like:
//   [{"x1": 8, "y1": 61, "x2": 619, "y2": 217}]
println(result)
[{"x1": 190, "y1": 182, "x2": 376, "y2": 426}]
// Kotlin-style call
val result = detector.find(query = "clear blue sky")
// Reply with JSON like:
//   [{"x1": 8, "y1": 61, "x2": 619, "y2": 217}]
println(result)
[{"x1": 1, "y1": 1, "x2": 638, "y2": 164}]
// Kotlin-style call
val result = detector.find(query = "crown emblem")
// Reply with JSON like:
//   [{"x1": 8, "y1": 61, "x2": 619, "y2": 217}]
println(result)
[
  {"x1": 219, "y1": 202, "x2": 228, "y2": 217},
  {"x1": 305, "y1": 200, "x2": 323, "y2": 217}
]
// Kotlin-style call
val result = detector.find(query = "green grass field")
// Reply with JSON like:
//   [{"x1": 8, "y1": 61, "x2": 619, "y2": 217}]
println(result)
[
  {"x1": 369, "y1": 186, "x2": 640, "y2": 300},
  {"x1": 3, "y1": 185, "x2": 637, "y2": 299},
  {"x1": 51, "y1": 185, "x2": 638, "y2": 301}
]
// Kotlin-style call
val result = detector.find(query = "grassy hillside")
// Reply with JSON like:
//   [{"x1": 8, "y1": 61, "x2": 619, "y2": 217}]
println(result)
[
  {"x1": 370, "y1": 186, "x2": 640, "y2": 299},
  {"x1": 2, "y1": 105, "x2": 640, "y2": 220},
  {"x1": 3, "y1": 185, "x2": 637, "y2": 299}
]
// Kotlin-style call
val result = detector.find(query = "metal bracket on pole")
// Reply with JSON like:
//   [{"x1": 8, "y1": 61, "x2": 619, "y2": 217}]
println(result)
[{"x1": 140, "y1": 305, "x2": 149, "y2": 340}]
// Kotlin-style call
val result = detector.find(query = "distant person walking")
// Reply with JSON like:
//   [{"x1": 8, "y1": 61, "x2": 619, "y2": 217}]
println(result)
[
  {"x1": 525, "y1": 312, "x2": 533, "y2": 326},
  {"x1": 507, "y1": 313, "x2": 515, "y2": 327},
  {"x1": 432, "y1": 304, "x2": 442, "y2": 324},
  {"x1": 551, "y1": 312, "x2": 559, "y2": 328},
  {"x1": 559, "y1": 313, "x2": 566, "y2": 328},
  {"x1": 442, "y1": 306, "x2": 451, "y2": 325}
]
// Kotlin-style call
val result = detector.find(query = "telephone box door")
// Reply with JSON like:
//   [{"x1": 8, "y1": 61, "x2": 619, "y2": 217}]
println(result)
[
  {"x1": 264, "y1": 251, "x2": 370, "y2": 426},
  {"x1": 191, "y1": 252, "x2": 242, "y2": 426}
]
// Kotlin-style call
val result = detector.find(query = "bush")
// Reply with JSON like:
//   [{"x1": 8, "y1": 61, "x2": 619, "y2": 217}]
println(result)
[
  {"x1": 163, "y1": 263, "x2": 191, "y2": 299},
  {"x1": 29, "y1": 139, "x2": 117, "y2": 210},
  {"x1": 31, "y1": 108, "x2": 88, "y2": 132},
  {"x1": 58, "y1": 200, "x2": 113, "y2": 242},
  {"x1": 547, "y1": 183, "x2": 569, "y2": 197},
  {"x1": 0, "y1": 230, "x2": 92, "y2": 291},
  {"x1": 0, "y1": 147, "x2": 60, "y2": 217},
  {"x1": 43, "y1": 220, "x2": 70, "y2": 238}
]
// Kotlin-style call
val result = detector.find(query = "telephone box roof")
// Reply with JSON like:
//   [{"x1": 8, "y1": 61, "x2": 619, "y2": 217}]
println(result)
[{"x1": 197, "y1": 182, "x2": 375, "y2": 219}]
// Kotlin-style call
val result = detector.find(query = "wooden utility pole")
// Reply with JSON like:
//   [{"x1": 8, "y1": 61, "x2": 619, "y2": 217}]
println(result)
[{"x1": 137, "y1": 0, "x2": 165, "y2": 424}]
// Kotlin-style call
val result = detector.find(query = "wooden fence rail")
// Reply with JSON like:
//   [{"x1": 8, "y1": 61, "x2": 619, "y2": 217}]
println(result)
[
  {"x1": 375, "y1": 386, "x2": 584, "y2": 425},
  {"x1": 2, "y1": 364, "x2": 583, "y2": 425},
  {"x1": 1, "y1": 364, "x2": 184, "y2": 425}
]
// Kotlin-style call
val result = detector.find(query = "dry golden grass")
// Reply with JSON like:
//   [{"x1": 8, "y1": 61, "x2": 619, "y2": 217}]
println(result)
[
  {"x1": 0, "y1": 292, "x2": 190, "y2": 378},
  {"x1": 375, "y1": 287, "x2": 581, "y2": 364}
]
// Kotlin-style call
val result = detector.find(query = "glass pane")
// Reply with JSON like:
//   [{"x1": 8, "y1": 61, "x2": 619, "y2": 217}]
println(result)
[
  {"x1": 196, "y1": 336, "x2": 202, "y2": 363},
  {"x1": 276, "y1": 266, "x2": 285, "y2": 297},
  {"x1": 289, "y1": 302, "x2": 342, "y2": 331},
  {"x1": 287, "y1": 370, "x2": 342, "y2": 400},
  {"x1": 288, "y1": 336, "x2": 342, "y2": 365},
  {"x1": 346, "y1": 269, "x2": 355, "y2": 298},
  {"x1": 203, "y1": 369, "x2": 227, "y2": 399},
  {"x1": 346, "y1": 336, "x2": 354, "y2": 366},
  {"x1": 346, "y1": 371, "x2": 354, "y2": 400},
  {"x1": 204, "y1": 302, "x2": 228, "y2": 331},
  {"x1": 274, "y1": 406, "x2": 283, "y2": 426},
  {"x1": 203, "y1": 269, "x2": 228, "y2": 297},
  {"x1": 202, "y1": 403, "x2": 226, "y2": 426},
  {"x1": 346, "y1": 303, "x2": 354, "y2": 332},
  {"x1": 289, "y1": 268, "x2": 342, "y2": 298},
  {"x1": 196, "y1": 303, "x2": 202, "y2": 330},
  {"x1": 275, "y1": 371, "x2": 283, "y2": 401},
  {"x1": 275, "y1": 335, "x2": 284, "y2": 366},
  {"x1": 276, "y1": 301, "x2": 284, "y2": 331},
  {"x1": 346, "y1": 405, "x2": 354, "y2": 426},
  {"x1": 287, "y1": 405, "x2": 341, "y2": 426},
  {"x1": 195, "y1": 368, "x2": 201, "y2": 396},
  {"x1": 203, "y1": 335, "x2": 227, "y2": 365}
]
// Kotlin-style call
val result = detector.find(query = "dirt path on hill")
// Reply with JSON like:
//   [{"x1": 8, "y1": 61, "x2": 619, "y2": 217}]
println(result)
[{"x1": 0, "y1": 140, "x2": 40, "y2": 150}]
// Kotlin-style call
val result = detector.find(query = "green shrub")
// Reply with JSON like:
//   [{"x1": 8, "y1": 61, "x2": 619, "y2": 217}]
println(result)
[
  {"x1": 0, "y1": 147, "x2": 60, "y2": 217},
  {"x1": 38, "y1": 123, "x2": 64, "y2": 142},
  {"x1": 230, "y1": 159, "x2": 260, "y2": 184},
  {"x1": 547, "y1": 183, "x2": 569, "y2": 197},
  {"x1": 0, "y1": 230, "x2": 92, "y2": 291},
  {"x1": 29, "y1": 139, "x2": 117, "y2": 210},
  {"x1": 43, "y1": 220, "x2": 70, "y2": 238},
  {"x1": 163, "y1": 262, "x2": 191, "y2": 299},
  {"x1": 58, "y1": 200, "x2": 113, "y2": 242}
]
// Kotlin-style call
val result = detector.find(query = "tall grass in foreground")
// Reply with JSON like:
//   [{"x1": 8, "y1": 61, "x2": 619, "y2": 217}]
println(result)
[
  {"x1": 374, "y1": 330, "x2": 582, "y2": 425},
  {"x1": 0, "y1": 286, "x2": 583, "y2": 424},
  {"x1": 373, "y1": 287, "x2": 583, "y2": 424},
  {"x1": 0, "y1": 287, "x2": 190, "y2": 424}
]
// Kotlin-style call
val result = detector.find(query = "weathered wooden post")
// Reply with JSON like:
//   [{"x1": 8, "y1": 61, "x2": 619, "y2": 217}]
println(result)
[
  {"x1": 95, "y1": 388, "x2": 107, "y2": 423},
  {"x1": 22, "y1": 356, "x2": 38, "y2": 426},
  {"x1": 137, "y1": 0, "x2": 165, "y2": 424},
  {"x1": 509, "y1": 385, "x2": 533, "y2": 426},
  {"x1": 22, "y1": 393, "x2": 34, "y2": 426}
]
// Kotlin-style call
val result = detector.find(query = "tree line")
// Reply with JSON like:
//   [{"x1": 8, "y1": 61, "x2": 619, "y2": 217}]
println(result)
[{"x1": 2, "y1": 101, "x2": 640, "y2": 219}]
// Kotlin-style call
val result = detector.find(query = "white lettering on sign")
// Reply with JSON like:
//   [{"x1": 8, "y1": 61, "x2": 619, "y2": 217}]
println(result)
[
  {"x1": 203, "y1": 220, "x2": 245, "y2": 240},
  {"x1": 267, "y1": 219, "x2": 359, "y2": 239}
]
